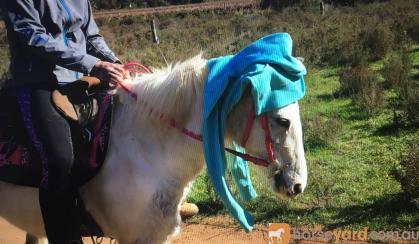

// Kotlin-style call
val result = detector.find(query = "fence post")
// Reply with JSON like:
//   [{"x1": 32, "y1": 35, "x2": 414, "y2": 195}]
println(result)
[
  {"x1": 150, "y1": 19, "x2": 168, "y2": 65},
  {"x1": 150, "y1": 19, "x2": 159, "y2": 44}
]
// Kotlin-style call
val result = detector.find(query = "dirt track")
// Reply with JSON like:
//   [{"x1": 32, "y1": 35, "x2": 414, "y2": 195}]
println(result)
[
  {"x1": 0, "y1": 216, "x2": 268, "y2": 244},
  {"x1": 1, "y1": 216, "x2": 375, "y2": 243},
  {"x1": 93, "y1": 0, "x2": 257, "y2": 19}
]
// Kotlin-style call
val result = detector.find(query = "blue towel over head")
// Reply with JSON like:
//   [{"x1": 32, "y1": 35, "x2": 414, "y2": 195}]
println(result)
[{"x1": 202, "y1": 33, "x2": 306, "y2": 231}]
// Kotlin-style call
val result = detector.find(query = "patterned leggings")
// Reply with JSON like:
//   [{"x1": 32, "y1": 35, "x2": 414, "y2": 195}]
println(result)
[{"x1": 12, "y1": 87, "x2": 82, "y2": 244}]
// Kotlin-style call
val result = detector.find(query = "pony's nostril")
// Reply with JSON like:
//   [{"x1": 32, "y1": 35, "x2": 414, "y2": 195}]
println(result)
[{"x1": 293, "y1": 183, "x2": 302, "y2": 194}]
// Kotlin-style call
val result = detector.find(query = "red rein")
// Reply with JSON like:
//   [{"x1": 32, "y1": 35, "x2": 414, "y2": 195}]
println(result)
[
  {"x1": 117, "y1": 62, "x2": 272, "y2": 167},
  {"x1": 117, "y1": 62, "x2": 153, "y2": 100}
]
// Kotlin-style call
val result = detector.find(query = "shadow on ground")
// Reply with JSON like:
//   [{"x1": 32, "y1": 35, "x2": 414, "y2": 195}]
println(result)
[
  {"x1": 410, "y1": 47, "x2": 419, "y2": 53},
  {"x1": 374, "y1": 122, "x2": 417, "y2": 136},
  {"x1": 196, "y1": 193, "x2": 418, "y2": 230},
  {"x1": 317, "y1": 94, "x2": 338, "y2": 102},
  {"x1": 195, "y1": 200, "x2": 226, "y2": 216},
  {"x1": 328, "y1": 193, "x2": 418, "y2": 230}
]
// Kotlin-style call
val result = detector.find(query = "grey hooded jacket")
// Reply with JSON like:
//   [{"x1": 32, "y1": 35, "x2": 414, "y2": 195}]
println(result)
[{"x1": 1, "y1": 0, "x2": 119, "y2": 88}]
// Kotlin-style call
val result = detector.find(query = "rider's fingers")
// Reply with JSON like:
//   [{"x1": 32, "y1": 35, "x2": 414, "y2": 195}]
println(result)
[
  {"x1": 109, "y1": 72, "x2": 123, "y2": 82},
  {"x1": 109, "y1": 63, "x2": 125, "y2": 74},
  {"x1": 123, "y1": 70, "x2": 130, "y2": 79},
  {"x1": 107, "y1": 67, "x2": 125, "y2": 79},
  {"x1": 108, "y1": 79, "x2": 118, "y2": 89}
]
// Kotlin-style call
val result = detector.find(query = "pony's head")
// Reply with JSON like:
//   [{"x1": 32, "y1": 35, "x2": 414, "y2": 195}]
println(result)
[
  {"x1": 226, "y1": 91, "x2": 307, "y2": 198},
  {"x1": 119, "y1": 54, "x2": 307, "y2": 198}
]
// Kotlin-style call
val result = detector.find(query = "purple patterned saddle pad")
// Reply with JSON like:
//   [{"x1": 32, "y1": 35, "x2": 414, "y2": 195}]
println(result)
[{"x1": 0, "y1": 90, "x2": 114, "y2": 187}]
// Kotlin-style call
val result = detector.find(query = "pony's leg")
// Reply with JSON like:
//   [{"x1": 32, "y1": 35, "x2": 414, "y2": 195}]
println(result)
[{"x1": 25, "y1": 234, "x2": 48, "y2": 244}]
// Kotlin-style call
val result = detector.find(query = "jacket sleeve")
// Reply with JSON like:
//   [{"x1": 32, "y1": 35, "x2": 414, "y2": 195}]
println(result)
[
  {"x1": 83, "y1": 1, "x2": 120, "y2": 63},
  {"x1": 0, "y1": 0, "x2": 100, "y2": 74}
]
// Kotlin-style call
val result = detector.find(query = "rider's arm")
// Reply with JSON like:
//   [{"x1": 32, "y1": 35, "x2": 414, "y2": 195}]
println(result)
[
  {"x1": 83, "y1": 1, "x2": 120, "y2": 64},
  {"x1": 0, "y1": 0, "x2": 99, "y2": 74}
]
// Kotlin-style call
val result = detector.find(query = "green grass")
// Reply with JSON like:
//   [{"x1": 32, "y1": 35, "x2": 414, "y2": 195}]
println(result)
[{"x1": 186, "y1": 46, "x2": 419, "y2": 231}]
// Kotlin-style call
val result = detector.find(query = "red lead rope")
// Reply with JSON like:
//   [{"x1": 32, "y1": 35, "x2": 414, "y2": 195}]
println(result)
[{"x1": 118, "y1": 62, "x2": 272, "y2": 167}]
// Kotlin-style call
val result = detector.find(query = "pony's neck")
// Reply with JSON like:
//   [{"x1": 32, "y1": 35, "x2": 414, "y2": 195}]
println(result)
[
  {"x1": 117, "y1": 54, "x2": 206, "y2": 130},
  {"x1": 112, "y1": 54, "x2": 208, "y2": 184}
]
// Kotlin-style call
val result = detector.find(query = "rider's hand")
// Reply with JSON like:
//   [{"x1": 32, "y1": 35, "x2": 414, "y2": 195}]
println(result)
[
  {"x1": 123, "y1": 69, "x2": 130, "y2": 79},
  {"x1": 91, "y1": 60, "x2": 125, "y2": 86}
]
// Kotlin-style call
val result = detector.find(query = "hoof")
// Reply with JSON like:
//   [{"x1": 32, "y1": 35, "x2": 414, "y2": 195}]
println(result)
[{"x1": 180, "y1": 202, "x2": 199, "y2": 218}]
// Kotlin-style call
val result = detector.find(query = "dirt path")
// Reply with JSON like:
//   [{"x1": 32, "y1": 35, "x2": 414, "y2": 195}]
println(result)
[
  {"x1": 0, "y1": 216, "x2": 268, "y2": 244},
  {"x1": 93, "y1": 0, "x2": 257, "y2": 19}
]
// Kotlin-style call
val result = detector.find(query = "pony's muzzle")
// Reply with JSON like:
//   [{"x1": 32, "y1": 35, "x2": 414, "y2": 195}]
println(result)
[
  {"x1": 293, "y1": 183, "x2": 303, "y2": 194},
  {"x1": 273, "y1": 172, "x2": 303, "y2": 197}
]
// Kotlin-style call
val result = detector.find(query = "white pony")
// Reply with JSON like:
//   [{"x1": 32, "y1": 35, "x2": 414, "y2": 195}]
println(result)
[{"x1": 0, "y1": 54, "x2": 307, "y2": 244}]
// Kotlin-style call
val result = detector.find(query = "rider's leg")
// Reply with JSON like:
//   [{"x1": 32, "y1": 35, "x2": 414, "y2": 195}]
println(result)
[{"x1": 29, "y1": 88, "x2": 82, "y2": 244}]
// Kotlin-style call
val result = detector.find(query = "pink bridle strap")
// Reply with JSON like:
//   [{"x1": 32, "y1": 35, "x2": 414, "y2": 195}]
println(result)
[
  {"x1": 116, "y1": 61, "x2": 273, "y2": 167},
  {"x1": 259, "y1": 114, "x2": 276, "y2": 162},
  {"x1": 168, "y1": 119, "x2": 270, "y2": 167},
  {"x1": 240, "y1": 105, "x2": 276, "y2": 164},
  {"x1": 123, "y1": 62, "x2": 152, "y2": 74},
  {"x1": 117, "y1": 62, "x2": 154, "y2": 100},
  {"x1": 117, "y1": 81, "x2": 138, "y2": 100}
]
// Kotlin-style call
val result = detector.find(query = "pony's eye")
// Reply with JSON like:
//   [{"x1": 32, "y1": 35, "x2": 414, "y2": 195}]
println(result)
[{"x1": 274, "y1": 117, "x2": 290, "y2": 129}]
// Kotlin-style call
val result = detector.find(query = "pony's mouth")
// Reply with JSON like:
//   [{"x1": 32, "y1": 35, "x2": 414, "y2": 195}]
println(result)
[{"x1": 273, "y1": 172, "x2": 301, "y2": 198}]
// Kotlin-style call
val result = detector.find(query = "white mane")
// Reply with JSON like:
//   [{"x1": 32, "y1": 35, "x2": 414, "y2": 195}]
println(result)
[{"x1": 116, "y1": 54, "x2": 207, "y2": 129}]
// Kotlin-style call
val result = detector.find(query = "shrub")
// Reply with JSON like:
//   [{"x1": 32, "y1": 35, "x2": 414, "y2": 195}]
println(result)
[
  {"x1": 360, "y1": 25, "x2": 393, "y2": 61},
  {"x1": 338, "y1": 65, "x2": 362, "y2": 96},
  {"x1": 389, "y1": 1, "x2": 417, "y2": 49},
  {"x1": 338, "y1": 64, "x2": 384, "y2": 116},
  {"x1": 329, "y1": 39, "x2": 366, "y2": 67},
  {"x1": 384, "y1": 51, "x2": 418, "y2": 126},
  {"x1": 381, "y1": 51, "x2": 412, "y2": 89},
  {"x1": 392, "y1": 144, "x2": 419, "y2": 209},
  {"x1": 338, "y1": 63, "x2": 376, "y2": 96},
  {"x1": 353, "y1": 77, "x2": 385, "y2": 116},
  {"x1": 300, "y1": 20, "x2": 366, "y2": 67},
  {"x1": 304, "y1": 114, "x2": 342, "y2": 149},
  {"x1": 392, "y1": 78, "x2": 419, "y2": 126},
  {"x1": 407, "y1": 15, "x2": 419, "y2": 42}
]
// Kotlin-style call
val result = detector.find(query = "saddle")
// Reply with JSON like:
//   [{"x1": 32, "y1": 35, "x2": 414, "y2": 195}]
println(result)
[
  {"x1": 0, "y1": 78, "x2": 114, "y2": 187},
  {"x1": 51, "y1": 76, "x2": 100, "y2": 127}
]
